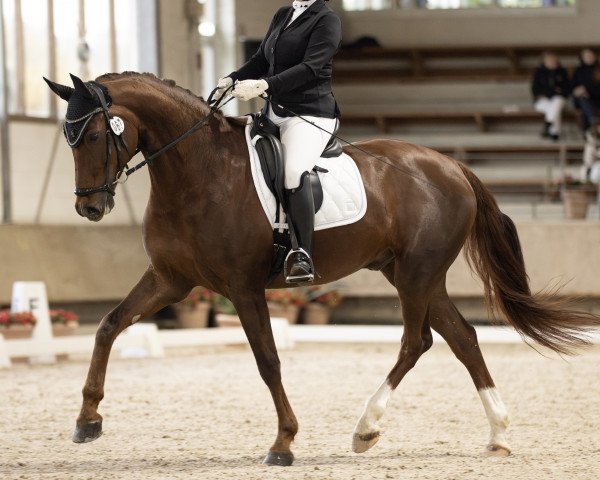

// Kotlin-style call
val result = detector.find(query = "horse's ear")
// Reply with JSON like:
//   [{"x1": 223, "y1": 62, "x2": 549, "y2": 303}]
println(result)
[
  {"x1": 43, "y1": 77, "x2": 74, "y2": 101},
  {"x1": 69, "y1": 73, "x2": 94, "y2": 100}
]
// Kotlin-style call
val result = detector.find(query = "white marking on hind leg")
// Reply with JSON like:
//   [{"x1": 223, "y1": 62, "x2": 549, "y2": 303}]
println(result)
[
  {"x1": 478, "y1": 387, "x2": 511, "y2": 456},
  {"x1": 352, "y1": 380, "x2": 393, "y2": 453}
]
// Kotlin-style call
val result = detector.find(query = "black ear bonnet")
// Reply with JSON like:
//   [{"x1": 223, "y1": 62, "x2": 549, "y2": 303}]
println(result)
[
  {"x1": 44, "y1": 75, "x2": 112, "y2": 147},
  {"x1": 63, "y1": 81, "x2": 112, "y2": 147}
]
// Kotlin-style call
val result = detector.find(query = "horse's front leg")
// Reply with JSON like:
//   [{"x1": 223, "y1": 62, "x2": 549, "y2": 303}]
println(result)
[
  {"x1": 73, "y1": 266, "x2": 186, "y2": 443},
  {"x1": 230, "y1": 289, "x2": 298, "y2": 466}
]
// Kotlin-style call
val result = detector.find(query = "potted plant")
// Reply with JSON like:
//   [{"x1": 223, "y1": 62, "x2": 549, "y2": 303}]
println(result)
[
  {"x1": 50, "y1": 309, "x2": 79, "y2": 336},
  {"x1": 553, "y1": 174, "x2": 597, "y2": 219},
  {"x1": 173, "y1": 287, "x2": 215, "y2": 328},
  {"x1": 302, "y1": 286, "x2": 342, "y2": 325},
  {"x1": 265, "y1": 289, "x2": 306, "y2": 324},
  {"x1": 0, "y1": 310, "x2": 37, "y2": 340},
  {"x1": 213, "y1": 295, "x2": 240, "y2": 327}
]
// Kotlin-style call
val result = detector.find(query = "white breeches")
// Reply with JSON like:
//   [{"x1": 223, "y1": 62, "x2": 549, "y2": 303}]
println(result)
[
  {"x1": 534, "y1": 96, "x2": 566, "y2": 135},
  {"x1": 268, "y1": 105, "x2": 338, "y2": 189}
]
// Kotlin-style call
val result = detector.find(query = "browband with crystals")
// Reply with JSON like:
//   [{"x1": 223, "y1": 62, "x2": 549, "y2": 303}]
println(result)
[{"x1": 63, "y1": 107, "x2": 104, "y2": 147}]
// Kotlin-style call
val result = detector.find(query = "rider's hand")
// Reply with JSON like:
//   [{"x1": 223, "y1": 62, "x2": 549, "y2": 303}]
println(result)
[
  {"x1": 574, "y1": 85, "x2": 589, "y2": 98},
  {"x1": 232, "y1": 79, "x2": 269, "y2": 102},
  {"x1": 216, "y1": 77, "x2": 233, "y2": 98}
]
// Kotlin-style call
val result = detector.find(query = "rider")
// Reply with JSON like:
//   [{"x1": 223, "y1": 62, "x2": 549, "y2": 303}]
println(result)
[{"x1": 216, "y1": 0, "x2": 342, "y2": 283}]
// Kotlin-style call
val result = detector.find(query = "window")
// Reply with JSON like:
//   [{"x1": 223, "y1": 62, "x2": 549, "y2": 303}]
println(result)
[
  {"x1": 343, "y1": 0, "x2": 576, "y2": 9},
  {"x1": 342, "y1": 0, "x2": 394, "y2": 11},
  {"x1": 419, "y1": 0, "x2": 575, "y2": 7},
  {"x1": 418, "y1": 0, "x2": 494, "y2": 7},
  {"x1": 1, "y1": 0, "x2": 147, "y2": 118}
]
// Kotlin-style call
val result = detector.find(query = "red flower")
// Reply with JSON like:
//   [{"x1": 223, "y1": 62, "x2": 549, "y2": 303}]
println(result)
[
  {"x1": 50, "y1": 309, "x2": 79, "y2": 324},
  {"x1": 0, "y1": 310, "x2": 37, "y2": 327},
  {"x1": 265, "y1": 289, "x2": 307, "y2": 307}
]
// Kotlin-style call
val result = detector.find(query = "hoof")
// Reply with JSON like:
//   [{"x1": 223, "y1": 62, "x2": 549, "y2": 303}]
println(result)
[
  {"x1": 484, "y1": 444, "x2": 511, "y2": 457},
  {"x1": 72, "y1": 420, "x2": 103, "y2": 444},
  {"x1": 263, "y1": 451, "x2": 294, "y2": 466},
  {"x1": 352, "y1": 431, "x2": 380, "y2": 454}
]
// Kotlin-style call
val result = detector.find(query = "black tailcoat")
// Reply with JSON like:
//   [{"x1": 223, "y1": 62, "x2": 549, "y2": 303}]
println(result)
[{"x1": 229, "y1": 0, "x2": 342, "y2": 118}]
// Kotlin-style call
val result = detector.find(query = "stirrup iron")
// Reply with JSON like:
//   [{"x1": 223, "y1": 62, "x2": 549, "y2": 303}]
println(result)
[{"x1": 284, "y1": 248, "x2": 315, "y2": 284}]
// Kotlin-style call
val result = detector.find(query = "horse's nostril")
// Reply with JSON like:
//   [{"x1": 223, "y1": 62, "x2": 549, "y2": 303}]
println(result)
[{"x1": 83, "y1": 206, "x2": 102, "y2": 217}]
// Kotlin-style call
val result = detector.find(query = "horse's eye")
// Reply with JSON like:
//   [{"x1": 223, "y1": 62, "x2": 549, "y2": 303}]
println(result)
[{"x1": 87, "y1": 131, "x2": 100, "y2": 143}]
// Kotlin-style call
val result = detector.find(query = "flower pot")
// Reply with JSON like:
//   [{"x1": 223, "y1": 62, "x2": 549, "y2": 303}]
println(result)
[
  {"x1": 52, "y1": 321, "x2": 79, "y2": 337},
  {"x1": 215, "y1": 313, "x2": 241, "y2": 328},
  {"x1": 562, "y1": 189, "x2": 590, "y2": 219},
  {"x1": 0, "y1": 324, "x2": 34, "y2": 340},
  {"x1": 267, "y1": 302, "x2": 299, "y2": 325},
  {"x1": 175, "y1": 302, "x2": 211, "y2": 329},
  {"x1": 303, "y1": 303, "x2": 331, "y2": 325}
]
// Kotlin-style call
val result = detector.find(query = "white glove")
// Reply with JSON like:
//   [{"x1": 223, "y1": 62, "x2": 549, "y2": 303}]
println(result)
[
  {"x1": 233, "y1": 79, "x2": 269, "y2": 102},
  {"x1": 215, "y1": 77, "x2": 233, "y2": 98}
]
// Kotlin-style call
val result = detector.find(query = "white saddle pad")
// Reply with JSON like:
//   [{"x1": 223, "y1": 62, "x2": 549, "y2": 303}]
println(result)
[{"x1": 245, "y1": 118, "x2": 367, "y2": 231}]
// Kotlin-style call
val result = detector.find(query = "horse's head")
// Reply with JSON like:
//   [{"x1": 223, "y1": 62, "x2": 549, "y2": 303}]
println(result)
[{"x1": 44, "y1": 74, "x2": 139, "y2": 222}]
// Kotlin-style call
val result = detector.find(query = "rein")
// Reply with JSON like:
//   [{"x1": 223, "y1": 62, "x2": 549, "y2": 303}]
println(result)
[
  {"x1": 260, "y1": 96, "x2": 443, "y2": 192},
  {"x1": 76, "y1": 81, "x2": 439, "y2": 197},
  {"x1": 74, "y1": 84, "x2": 234, "y2": 197}
]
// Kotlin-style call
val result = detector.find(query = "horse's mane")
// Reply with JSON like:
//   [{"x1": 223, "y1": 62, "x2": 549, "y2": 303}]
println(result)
[
  {"x1": 95, "y1": 71, "x2": 213, "y2": 115},
  {"x1": 95, "y1": 71, "x2": 247, "y2": 130}
]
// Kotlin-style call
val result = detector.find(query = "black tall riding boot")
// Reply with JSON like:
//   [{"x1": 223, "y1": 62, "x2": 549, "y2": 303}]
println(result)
[{"x1": 285, "y1": 171, "x2": 315, "y2": 284}]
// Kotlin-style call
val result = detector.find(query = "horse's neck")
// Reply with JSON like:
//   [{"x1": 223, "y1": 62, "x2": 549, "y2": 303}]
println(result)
[
  {"x1": 110, "y1": 80, "x2": 248, "y2": 207},
  {"x1": 126, "y1": 96, "x2": 216, "y2": 197},
  {"x1": 144, "y1": 121, "x2": 221, "y2": 203}
]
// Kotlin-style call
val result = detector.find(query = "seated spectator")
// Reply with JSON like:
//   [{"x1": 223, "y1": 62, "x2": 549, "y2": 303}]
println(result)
[
  {"x1": 531, "y1": 51, "x2": 570, "y2": 141},
  {"x1": 572, "y1": 48, "x2": 600, "y2": 136}
]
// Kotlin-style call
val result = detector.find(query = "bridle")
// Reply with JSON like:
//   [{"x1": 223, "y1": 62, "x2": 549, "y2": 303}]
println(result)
[
  {"x1": 72, "y1": 83, "x2": 234, "y2": 198},
  {"x1": 73, "y1": 83, "x2": 136, "y2": 197}
]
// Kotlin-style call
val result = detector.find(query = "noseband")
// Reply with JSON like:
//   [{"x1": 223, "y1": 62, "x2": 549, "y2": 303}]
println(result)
[{"x1": 73, "y1": 83, "x2": 136, "y2": 197}]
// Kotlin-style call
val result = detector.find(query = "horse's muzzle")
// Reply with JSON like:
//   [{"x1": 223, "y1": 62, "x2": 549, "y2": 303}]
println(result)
[
  {"x1": 75, "y1": 194, "x2": 114, "y2": 222},
  {"x1": 80, "y1": 205, "x2": 104, "y2": 222}
]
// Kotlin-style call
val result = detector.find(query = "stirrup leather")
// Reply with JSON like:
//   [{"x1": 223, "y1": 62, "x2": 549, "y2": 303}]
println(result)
[{"x1": 284, "y1": 248, "x2": 315, "y2": 283}]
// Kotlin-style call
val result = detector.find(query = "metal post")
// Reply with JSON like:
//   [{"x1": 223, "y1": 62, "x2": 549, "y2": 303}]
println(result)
[
  {"x1": 0, "y1": 0, "x2": 12, "y2": 223},
  {"x1": 14, "y1": 0, "x2": 24, "y2": 113},
  {"x1": 48, "y1": 0, "x2": 57, "y2": 118},
  {"x1": 78, "y1": 0, "x2": 89, "y2": 79},
  {"x1": 109, "y1": 0, "x2": 117, "y2": 72}
]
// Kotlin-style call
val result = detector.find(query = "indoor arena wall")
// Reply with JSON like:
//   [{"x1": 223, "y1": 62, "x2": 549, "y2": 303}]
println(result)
[{"x1": 0, "y1": 222, "x2": 598, "y2": 304}]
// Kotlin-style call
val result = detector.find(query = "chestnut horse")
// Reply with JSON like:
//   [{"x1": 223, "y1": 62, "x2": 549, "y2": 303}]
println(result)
[{"x1": 45, "y1": 72, "x2": 599, "y2": 466}]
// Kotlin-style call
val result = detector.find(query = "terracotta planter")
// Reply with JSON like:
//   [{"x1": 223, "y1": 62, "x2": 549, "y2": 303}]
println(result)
[
  {"x1": 215, "y1": 313, "x2": 241, "y2": 328},
  {"x1": 52, "y1": 321, "x2": 79, "y2": 337},
  {"x1": 562, "y1": 189, "x2": 591, "y2": 219},
  {"x1": 0, "y1": 325, "x2": 34, "y2": 340},
  {"x1": 174, "y1": 302, "x2": 211, "y2": 328},
  {"x1": 303, "y1": 303, "x2": 331, "y2": 325},
  {"x1": 267, "y1": 303, "x2": 300, "y2": 324}
]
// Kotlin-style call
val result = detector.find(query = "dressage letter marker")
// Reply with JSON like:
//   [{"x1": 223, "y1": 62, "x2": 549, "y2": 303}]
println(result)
[{"x1": 11, "y1": 281, "x2": 56, "y2": 364}]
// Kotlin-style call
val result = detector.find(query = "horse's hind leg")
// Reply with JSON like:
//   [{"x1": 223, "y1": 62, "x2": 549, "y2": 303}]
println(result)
[
  {"x1": 428, "y1": 282, "x2": 511, "y2": 456},
  {"x1": 352, "y1": 261, "x2": 436, "y2": 454},
  {"x1": 229, "y1": 289, "x2": 298, "y2": 466},
  {"x1": 73, "y1": 267, "x2": 186, "y2": 443}
]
